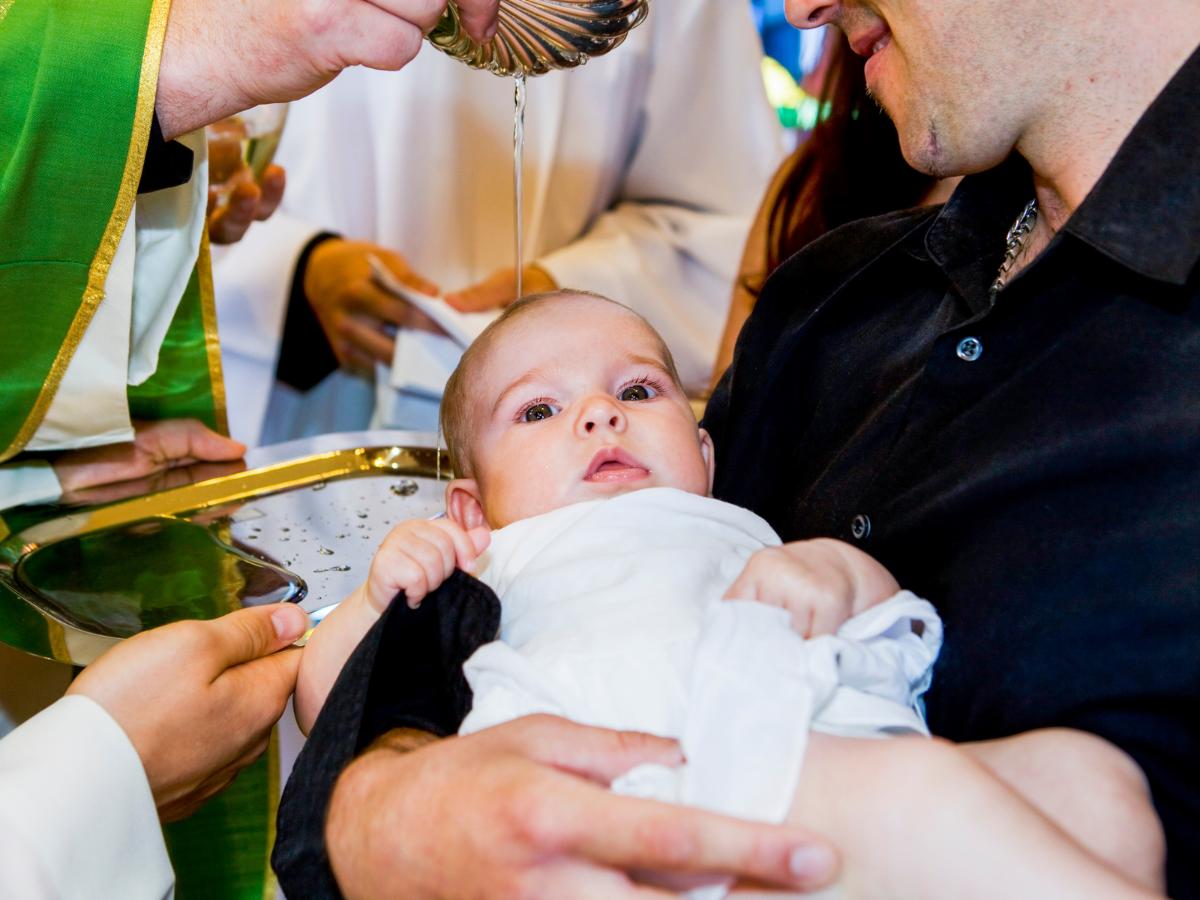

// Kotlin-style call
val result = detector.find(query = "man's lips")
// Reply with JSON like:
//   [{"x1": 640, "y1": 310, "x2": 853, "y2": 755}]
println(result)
[
  {"x1": 849, "y1": 24, "x2": 890, "y2": 59},
  {"x1": 584, "y1": 447, "x2": 650, "y2": 482}
]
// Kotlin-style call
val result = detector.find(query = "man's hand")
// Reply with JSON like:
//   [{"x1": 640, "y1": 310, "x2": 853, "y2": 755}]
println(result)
[
  {"x1": 444, "y1": 263, "x2": 558, "y2": 312},
  {"x1": 305, "y1": 239, "x2": 444, "y2": 373},
  {"x1": 157, "y1": 0, "x2": 500, "y2": 141},
  {"x1": 723, "y1": 538, "x2": 901, "y2": 637},
  {"x1": 51, "y1": 419, "x2": 245, "y2": 502},
  {"x1": 366, "y1": 517, "x2": 491, "y2": 612},
  {"x1": 327, "y1": 715, "x2": 840, "y2": 898},
  {"x1": 207, "y1": 164, "x2": 286, "y2": 244},
  {"x1": 67, "y1": 602, "x2": 310, "y2": 822}
]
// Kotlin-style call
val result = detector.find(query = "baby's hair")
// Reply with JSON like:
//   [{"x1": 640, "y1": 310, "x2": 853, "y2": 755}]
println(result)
[{"x1": 439, "y1": 290, "x2": 683, "y2": 477}]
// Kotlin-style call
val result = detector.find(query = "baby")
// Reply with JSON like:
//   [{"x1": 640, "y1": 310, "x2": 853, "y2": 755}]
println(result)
[{"x1": 297, "y1": 292, "x2": 1163, "y2": 898}]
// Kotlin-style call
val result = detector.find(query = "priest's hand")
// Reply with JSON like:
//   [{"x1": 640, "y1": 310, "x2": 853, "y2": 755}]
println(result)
[
  {"x1": 51, "y1": 419, "x2": 245, "y2": 504},
  {"x1": 157, "y1": 0, "x2": 500, "y2": 141},
  {"x1": 68, "y1": 602, "x2": 310, "y2": 822},
  {"x1": 305, "y1": 239, "x2": 445, "y2": 374},
  {"x1": 444, "y1": 263, "x2": 558, "y2": 312},
  {"x1": 326, "y1": 714, "x2": 841, "y2": 898}
]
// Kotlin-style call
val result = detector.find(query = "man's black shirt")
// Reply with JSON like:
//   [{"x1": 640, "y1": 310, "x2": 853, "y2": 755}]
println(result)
[{"x1": 705, "y1": 45, "x2": 1200, "y2": 896}]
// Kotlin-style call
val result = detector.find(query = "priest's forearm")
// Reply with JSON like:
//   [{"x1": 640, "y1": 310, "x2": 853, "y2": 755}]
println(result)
[{"x1": 155, "y1": 0, "x2": 499, "y2": 141}]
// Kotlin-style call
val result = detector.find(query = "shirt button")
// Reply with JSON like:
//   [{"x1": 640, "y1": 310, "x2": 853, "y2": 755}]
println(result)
[
  {"x1": 956, "y1": 336, "x2": 984, "y2": 361},
  {"x1": 851, "y1": 514, "x2": 871, "y2": 540}
]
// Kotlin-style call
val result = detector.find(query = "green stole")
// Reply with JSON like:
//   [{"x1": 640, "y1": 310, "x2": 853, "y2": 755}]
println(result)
[{"x1": 1, "y1": 2, "x2": 275, "y2": 897}]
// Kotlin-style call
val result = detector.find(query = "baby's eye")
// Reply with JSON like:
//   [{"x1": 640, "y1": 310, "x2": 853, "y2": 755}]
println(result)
[
  {"x1": 618, "y1": 383, "x2": 657, "y2": 402},
  {"x1": 522, "y1": 402, "x2": 557, "y2": 422}
]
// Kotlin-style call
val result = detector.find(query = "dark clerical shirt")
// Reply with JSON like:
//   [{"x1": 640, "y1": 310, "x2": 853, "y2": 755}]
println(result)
[{"x1": 705, "y1": 45, "x2": 1200, "y2": 896}]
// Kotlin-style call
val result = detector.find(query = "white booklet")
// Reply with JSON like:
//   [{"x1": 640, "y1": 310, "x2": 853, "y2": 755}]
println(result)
[{"x1": 367, "y1": 256, "x2": 498, "y2": 398}]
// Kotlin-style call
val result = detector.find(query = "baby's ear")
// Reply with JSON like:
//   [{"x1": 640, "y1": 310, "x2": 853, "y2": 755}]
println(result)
[
  {"x1": 698, "y1": 427, "x2": 716, "y2": 494},
  {"x1": 446, "y1": 479, "x2": 487, "y2": 530}
]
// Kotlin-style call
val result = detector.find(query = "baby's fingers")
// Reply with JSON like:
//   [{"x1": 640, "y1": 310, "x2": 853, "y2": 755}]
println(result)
[
  {"x1": 399, "y1": 532, "x2": 459, "y2": 608},
  {"x1": 368, "y1": 546, "x2": 431, "y2": 610},
  {"x1": 722, "y1": 559, "x2": 769, "y2": 604},
  {"x1": 432, "y1": 517, "x2": 490, "y2": 569}
]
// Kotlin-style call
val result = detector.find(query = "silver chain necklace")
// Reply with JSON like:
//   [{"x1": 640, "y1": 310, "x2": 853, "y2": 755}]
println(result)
[{"x1": 989, "y1": 198, "x2": 1039, "y2": 300}]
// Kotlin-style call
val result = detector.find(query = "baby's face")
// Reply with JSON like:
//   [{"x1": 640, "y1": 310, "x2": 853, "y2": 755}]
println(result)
[{"x1": 462, "y1": 297, "x2": 713, "y2": 528}]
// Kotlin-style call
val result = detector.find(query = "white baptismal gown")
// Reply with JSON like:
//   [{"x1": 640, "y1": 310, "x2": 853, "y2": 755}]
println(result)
[{"x1": 460, "y1": 488, "x2": 942, "y2": 895}]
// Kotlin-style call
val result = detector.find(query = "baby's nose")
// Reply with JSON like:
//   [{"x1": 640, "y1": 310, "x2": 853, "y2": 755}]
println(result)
[
  {"x1": 583, "y1": 413, "x2": 620, "y2": 433},
  {"x1": 578, "y1": 397, "x2": 626, "y2": 434}
]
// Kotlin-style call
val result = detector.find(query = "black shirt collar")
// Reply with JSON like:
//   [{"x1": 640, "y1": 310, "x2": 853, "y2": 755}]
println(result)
[
  {"x1": 924, "y1": 157, "x2": 1033, "y2": 313},
  {"x1": 1067, "y1": 42, "x2": 1200, "y2": 286},
  {"x1": 926, "y1": 42, "x2": 1200, "y2": 296}
]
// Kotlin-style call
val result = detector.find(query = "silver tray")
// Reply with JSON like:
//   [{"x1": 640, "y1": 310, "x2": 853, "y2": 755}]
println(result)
[{"x1": 0, "y1": 436, "x2": 448, "y2": 666}]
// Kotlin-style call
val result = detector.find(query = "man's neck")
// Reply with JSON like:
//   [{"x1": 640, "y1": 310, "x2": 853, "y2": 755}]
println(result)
[{"x1": 1016, "y1": 8, "x2": 1200, "y2": 235}]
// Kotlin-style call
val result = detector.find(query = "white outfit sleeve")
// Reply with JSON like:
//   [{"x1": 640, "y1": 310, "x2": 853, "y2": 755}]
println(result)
[
  {"x1": 537, "y1": 0, "x2": 785, "y2": 394},
  {"x1": 0, "y1": 460, "x2": 63, "y2": 510},
  {"x1": 2, "y1": 133, "x2": 210, "y2": 512},
  {"x1": 0, "y1": 695, "x2": 174, "y2": 899},
  {"x1": 208, "y1": 212, "x2": 324, "y2": 443},
  {"x1": 28, "y1": 130, "x2": 208, "y2": 454}
]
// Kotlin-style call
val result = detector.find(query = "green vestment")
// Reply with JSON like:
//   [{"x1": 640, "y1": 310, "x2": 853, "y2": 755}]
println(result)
[{"x1": 0, "y1": 3, "x2": 275, "y2": 897}]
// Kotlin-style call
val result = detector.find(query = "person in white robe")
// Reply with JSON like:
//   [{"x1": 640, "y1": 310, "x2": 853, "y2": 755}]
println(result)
[{"x1": 213, "y1": 0, "x2": 784, "y2": 444}]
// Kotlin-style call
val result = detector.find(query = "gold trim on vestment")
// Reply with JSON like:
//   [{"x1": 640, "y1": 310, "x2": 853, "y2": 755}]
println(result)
[
  {"x1": 197, "y1": 229, "x2": 230, "y2": 435},
  {"x1": 0, "y1": 0, "x2": 172, "y2": 463},
  {"x1": 263, "y1": 727, "x2": 281, "y2": 900}
]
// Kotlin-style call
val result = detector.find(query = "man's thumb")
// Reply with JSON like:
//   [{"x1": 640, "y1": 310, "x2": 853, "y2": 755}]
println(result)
[{"x1": 207, "y1": 603, "x2": 310, "y2": 667}]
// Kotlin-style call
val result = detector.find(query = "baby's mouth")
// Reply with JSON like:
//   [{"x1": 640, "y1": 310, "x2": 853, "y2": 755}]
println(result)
[{"x1": 584, "y1": 448, "x2": 650, "y2": 483}]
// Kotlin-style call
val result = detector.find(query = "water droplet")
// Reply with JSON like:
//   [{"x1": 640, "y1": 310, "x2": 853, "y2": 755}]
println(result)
[
  {"x1": 390, "y1": 479, "x2": 419, "y2": 497},
  {"x1": 312, "y1": 482, "x2": 327, "y2": 492},
  {"x1": 356, "y1": 523, "x2": 366, "y2": 529},
  {"x1": 336, "y1": 533, "x2": 348, "y2": 539},
  {"x1": 357, "y1": 511, "x2": 369, "y2": 519},
  {"x1": 282, "y1": 527, "x2": 290, "y2": 533},
  {"x1": 247, "y1": 534, "x2": 258, "y2": 540},
  {"x1": 317, "y1": 547, "x2": 334, "y2": 556},
  {"x1": 314, "y1": 565, "x2": 351, "y2": 573},
  {"x1": 280, "y1": 537, "x2": 290, "y2": 542}
]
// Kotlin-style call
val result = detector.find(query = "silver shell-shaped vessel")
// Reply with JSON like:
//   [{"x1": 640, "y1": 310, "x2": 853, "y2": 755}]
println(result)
[{"x1": 428, "y1": 0, "x2": 650, "y2": 78}]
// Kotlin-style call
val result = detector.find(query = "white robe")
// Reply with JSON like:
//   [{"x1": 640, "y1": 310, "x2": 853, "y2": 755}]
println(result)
[
  {"x1": 213, "y1": 1, "x2": 785, "y2": 443},
  {"x1": 0, "y1": 696, "x2": 173, "y2": 899},
  {"x1": 461, "y1": 488, "x2": 942, "y2": 899}
]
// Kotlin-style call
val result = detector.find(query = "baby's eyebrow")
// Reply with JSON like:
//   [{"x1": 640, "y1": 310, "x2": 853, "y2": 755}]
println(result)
[
  {"x1": 625, "y1": 354, "x2": 671, "y2": 374},
  {"x1": 490, "y1": 368, "x2": 548, "y2": 418}
]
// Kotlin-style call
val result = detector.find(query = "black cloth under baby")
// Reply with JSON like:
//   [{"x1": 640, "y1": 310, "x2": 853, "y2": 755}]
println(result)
[{"x1": 272, "y1": 569, "x2": 500, "y2": 899}]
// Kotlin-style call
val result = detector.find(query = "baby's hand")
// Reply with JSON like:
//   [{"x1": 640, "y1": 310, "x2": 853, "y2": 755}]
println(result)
[
  {"x1": 723, "y1": 538, "x2": 900, "y2": 637},
  {"x1": 365, "y1": 518, "x2": 491, "y2": 613}
]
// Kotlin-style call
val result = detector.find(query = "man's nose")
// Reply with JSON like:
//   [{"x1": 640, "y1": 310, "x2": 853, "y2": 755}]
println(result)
[
  {"x1": 576, "y1": 396, "x2": 626, "y2": 436},
  {"x1": 785, "y1": 0, "x2": 840, "y2": 28}
]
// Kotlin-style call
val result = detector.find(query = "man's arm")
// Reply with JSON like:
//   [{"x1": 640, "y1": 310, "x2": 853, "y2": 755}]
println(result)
[
  {"x1": 156, "y1": 0, "x2": 499, "y2": 140},
  {"x1": 327, "y1": 715, "x2": 840, "y2": 898},
  {"x1": 68, "y1": 601, "x2": 309, "y2": 821},
  {"x1": 0, "y1": 602, "x2": 309, "y2": 897}
]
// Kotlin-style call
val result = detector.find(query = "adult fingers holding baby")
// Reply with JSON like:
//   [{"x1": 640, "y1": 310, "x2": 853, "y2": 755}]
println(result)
[
  {"x1": 326, "y1": 715, "x2": 840, "y2": 898},
  {"x1": 723, "y1": 538, "x2": 901, "y2": 638}
]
